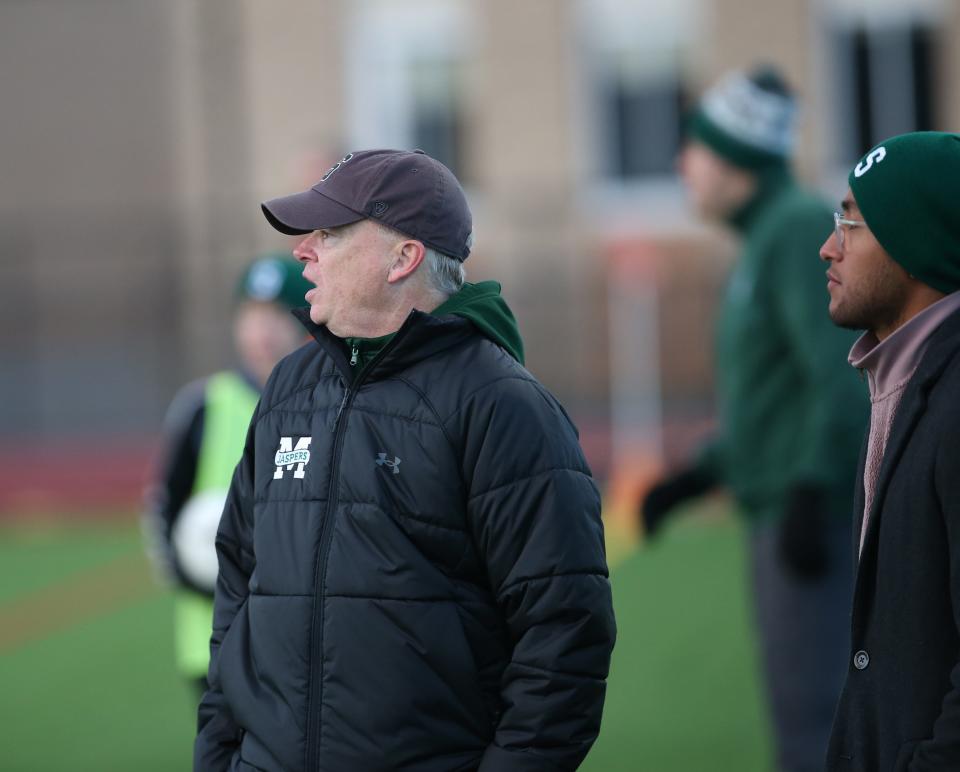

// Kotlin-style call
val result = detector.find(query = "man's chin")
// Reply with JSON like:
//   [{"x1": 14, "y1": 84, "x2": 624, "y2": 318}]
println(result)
[
  {"x1": 828, "y1": 300, "x2": 848, "y2": 327},
  {"x1": 828, "y1": 305, "x2": 867, "y2": 332}
]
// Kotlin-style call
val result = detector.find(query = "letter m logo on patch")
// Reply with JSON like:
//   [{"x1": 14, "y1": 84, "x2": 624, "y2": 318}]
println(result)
[{"x1": 274, "y1": 436, "x2": 313, "y2": 480}]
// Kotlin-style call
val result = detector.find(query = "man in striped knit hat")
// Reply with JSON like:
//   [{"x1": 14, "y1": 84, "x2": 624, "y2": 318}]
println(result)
[
  {"x1": 822, "y1": 131, "x2": 960, "y2": 771},
  {"x1": 641, "y1": 65, "x2": 868, "y2": 771}
]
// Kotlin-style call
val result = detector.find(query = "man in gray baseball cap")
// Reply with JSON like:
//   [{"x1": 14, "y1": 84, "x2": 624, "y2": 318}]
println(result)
[
  {"x1": 262, "y1": 148, "x2": 473, "y2": 260},
  {"x1": 195, "y1": 149, "x2": 616, "y2": 772}
]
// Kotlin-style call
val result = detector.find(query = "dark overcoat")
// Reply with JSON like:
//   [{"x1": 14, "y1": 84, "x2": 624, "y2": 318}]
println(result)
[{"x1": 828, "y1": 308, "x2": 960, "y2": 771}]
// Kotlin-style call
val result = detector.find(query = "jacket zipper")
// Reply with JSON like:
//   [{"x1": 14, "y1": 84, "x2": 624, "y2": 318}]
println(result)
[
  {"x1": 304, "y1": 378, "x2": 353, "y2": 771},
  {"x1": 331, "y1": 390, "x2": 349, "y2": 433},
  {"x1": 304, "y1": 323, "x2": 413, "y2": 771}
]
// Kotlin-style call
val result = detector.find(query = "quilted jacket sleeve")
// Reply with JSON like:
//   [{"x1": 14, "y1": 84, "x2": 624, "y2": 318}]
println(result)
[
  {"x1": 193, "y1": 405, "x2": 259, "y2": 771},
  {"x1": 456, "y1": 375, "x2": 616, "y2": 771}
]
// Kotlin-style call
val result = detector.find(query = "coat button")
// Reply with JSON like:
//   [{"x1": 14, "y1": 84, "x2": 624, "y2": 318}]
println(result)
[{"x1": 853, "y1": 650, "x2": 870, "y2": 670}]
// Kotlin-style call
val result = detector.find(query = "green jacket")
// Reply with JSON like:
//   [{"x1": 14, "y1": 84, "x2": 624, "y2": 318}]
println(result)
[{"x1": 696, "y1": 170, "x2": 869, "y2": 519}]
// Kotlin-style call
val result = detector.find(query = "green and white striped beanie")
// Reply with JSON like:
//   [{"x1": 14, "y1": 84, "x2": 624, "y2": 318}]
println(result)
[{"x1": 687, "y1": 66, "x2": 797, "y2": 170}]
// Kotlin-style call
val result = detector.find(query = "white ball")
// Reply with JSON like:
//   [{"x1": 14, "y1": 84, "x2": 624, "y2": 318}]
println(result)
[{"x1": 172, "y1": 489, "x2": 229, "y2": 593}]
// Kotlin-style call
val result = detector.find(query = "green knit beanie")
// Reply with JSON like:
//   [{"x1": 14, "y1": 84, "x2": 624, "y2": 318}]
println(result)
[
  {"x1": 686, "y1": 65, "x2": 797, "y2": 170},
  {"x1": 236, "y1": 254, "x2": 311, "y2": 310},
  {"x1": 849, "y1": 131, "x2": 960, "y2": 294}
]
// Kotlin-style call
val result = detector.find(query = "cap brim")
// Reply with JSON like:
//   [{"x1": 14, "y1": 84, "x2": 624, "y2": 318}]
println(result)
[{"x1": 261, "y1": 189, "x2": 364, "y2": 235}]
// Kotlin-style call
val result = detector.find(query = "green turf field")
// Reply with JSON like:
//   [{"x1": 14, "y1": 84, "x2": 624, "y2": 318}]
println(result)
[{"x1": 0, "y1": 506, "x2": 772, "y2": 771}]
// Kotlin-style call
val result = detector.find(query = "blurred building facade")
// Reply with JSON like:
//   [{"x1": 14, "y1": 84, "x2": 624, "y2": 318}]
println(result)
[{"x1": 1, "y1": 0, "x2": 957, "y2": 500}]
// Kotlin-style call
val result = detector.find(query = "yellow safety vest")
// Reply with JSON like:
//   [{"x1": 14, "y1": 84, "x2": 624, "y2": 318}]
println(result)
[{"x1": 174, "y1": 371, "x2": 259, "y2": 678}]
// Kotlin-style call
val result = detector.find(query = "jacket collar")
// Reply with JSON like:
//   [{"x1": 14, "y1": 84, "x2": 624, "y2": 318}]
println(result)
[
  {"x1": 292, "y1": 307, "x2": 476, "y2": 384},
  {"x1": 848, "y1": 292, "x2": 960, "y2": 399}
]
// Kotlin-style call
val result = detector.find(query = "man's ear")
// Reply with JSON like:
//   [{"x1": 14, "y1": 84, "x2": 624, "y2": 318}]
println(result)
[{"x1": 387, "y1": 239, "x2": 426, "y2": 284}]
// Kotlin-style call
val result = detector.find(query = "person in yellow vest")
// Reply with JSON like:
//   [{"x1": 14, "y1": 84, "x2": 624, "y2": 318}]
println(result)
[{"x1": 143, "y1": 255, "x2": 310, "y2": 696}]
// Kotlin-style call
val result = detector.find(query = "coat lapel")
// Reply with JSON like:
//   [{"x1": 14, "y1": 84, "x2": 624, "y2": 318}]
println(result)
[
  {"x1": 855, "y1": 309, "x2": 960, "y2": 571},
  {"x1": 850, "y1": 431, "x2": 869, "y2": 569},
  {"x1": 849, "y1": 307, "x2": 960, "y2": 642}
]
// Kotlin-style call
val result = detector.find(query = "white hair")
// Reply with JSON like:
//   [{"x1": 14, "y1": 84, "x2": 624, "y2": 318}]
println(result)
[
  {"x1": 424, "y1": 243, "x2": 467, "y2": 295},
  {"x1": 376, "y1": 223, "x2": 469, "y2": 297}
]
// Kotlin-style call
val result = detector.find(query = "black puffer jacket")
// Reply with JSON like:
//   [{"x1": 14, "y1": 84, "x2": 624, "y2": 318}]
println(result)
[{"x1": 195, "y1": 307, "x2": 616, "y2": 772}]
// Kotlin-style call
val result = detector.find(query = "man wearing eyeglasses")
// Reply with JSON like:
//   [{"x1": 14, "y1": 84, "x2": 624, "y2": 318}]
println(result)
[
  {"x1": 640, "y1": 65, "x2": 869, "y2": 772},
  {"x1": 822, "y1": 131, "x2": 960, "y2": 772}
]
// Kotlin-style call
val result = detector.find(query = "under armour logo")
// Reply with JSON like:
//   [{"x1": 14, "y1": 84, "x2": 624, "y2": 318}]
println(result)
[
  {"x1": 274, "y1": 436, "x2": 312, "y2": 479},
  {"x1": 375, "y1": 452, "x2": 401, "y2": 474}
]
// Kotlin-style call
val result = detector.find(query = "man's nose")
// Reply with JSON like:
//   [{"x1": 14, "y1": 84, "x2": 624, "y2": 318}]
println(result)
[
  {"x1": 820, "y1": 232, "x2": 840, "y2": 263},
  {"x1": 292, "y1": 235, "x2": 314, "y2": 262}
]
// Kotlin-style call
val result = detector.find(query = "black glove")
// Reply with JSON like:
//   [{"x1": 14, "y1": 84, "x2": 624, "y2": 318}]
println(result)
[
  {"x1": 777, "y1": 484, "x2": 829, "y2": 581},
  {"x1": 640, "y1": 467, "x2": 714, "y2": 538}
]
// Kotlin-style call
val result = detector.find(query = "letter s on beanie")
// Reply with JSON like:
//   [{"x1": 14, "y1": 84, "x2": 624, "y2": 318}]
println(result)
[
  {"x1": 849, "y1": 131, "x2": 960, "y2": 294},
  {"x1": 853, "y1": 147, "x2": 887, "y2": 178}
]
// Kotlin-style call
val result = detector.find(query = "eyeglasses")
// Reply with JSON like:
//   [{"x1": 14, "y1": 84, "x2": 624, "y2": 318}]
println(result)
[{"x1": 833, "y1": 211, "x2": 866, "y2": 250}]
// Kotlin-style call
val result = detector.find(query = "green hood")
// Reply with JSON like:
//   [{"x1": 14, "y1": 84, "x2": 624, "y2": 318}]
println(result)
[
  {"x1": 345, "y1": 280, "x2": 525, "y2": 372},
  {"x1": 431, "y1": 281, "x2": 525, "y2": 364}
]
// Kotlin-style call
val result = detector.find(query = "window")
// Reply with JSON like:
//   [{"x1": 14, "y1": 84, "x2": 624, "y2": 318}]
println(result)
[
  {"x1": 602, "y1": 51, "x2": 686, "y2": 178},
  {"x1": 578, "y1": 0, "x2": 700, "y2": 182},
  {"x1": 826, "y1": 1, "x2": 941, "y2": 164},
  {"x1": 344, "y1": 0, "x2": 470, "y2": 179},
  {"x1": 409, "y1": 57, "x2": 464, "y2": 176}
]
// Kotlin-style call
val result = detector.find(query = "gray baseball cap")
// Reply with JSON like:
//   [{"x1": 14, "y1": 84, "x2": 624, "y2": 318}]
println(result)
[{"x1": 262, "y1": 149, "x2": 473, "y2": 261}]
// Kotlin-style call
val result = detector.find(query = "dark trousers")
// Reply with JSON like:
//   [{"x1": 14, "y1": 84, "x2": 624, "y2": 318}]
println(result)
[{"x1": 748, "y1": 516, "x2": 852, "y2": 772}]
